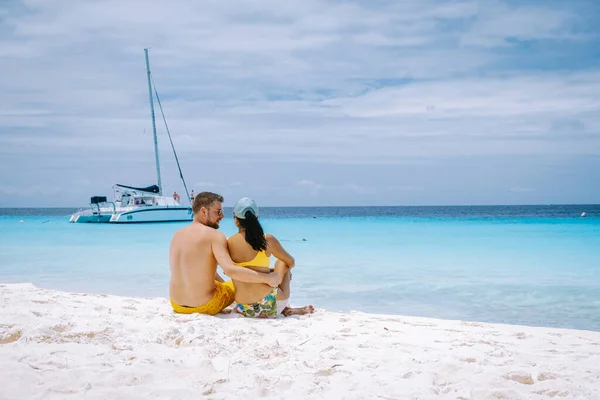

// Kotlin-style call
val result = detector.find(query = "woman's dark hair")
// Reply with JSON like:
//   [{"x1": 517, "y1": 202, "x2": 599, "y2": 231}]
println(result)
[{"x1": 238, "y1": 211, "x2": 267, "y2": 251}]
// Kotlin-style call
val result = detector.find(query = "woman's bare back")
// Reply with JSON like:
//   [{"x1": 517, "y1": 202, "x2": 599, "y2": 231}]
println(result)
[{"x1": 228, "y1": 233, "x2": 273, "y2": 303}]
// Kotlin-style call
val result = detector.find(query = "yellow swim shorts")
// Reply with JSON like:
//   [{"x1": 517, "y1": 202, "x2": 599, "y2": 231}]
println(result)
[{"x1": 170, "y1": 280, "x2": 235, "y2": 316}]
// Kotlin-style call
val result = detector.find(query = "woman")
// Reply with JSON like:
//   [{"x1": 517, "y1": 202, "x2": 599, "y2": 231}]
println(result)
[{"x1": 227, "y1": 197, "x2": 314, "y2": 318}]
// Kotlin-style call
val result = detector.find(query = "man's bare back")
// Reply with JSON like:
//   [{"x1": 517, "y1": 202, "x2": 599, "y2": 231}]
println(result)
[{"x1": 169, "y1": 223, "x2": 221, "y2": 307}]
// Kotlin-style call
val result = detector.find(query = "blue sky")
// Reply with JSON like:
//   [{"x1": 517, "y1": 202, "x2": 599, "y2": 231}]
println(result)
[{"x1": 1, "y1": 0, "x2": 599, "y2": 207}]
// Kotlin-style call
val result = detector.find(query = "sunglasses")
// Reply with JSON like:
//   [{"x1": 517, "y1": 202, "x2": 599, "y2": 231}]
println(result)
[{"x1": 208, "y1": 208, "x2": 224, "y2": 216}]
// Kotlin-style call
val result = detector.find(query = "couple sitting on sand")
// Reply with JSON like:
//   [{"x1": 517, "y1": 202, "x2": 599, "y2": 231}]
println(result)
[{"x1": 169, "y1": 192, "x2": 314, "y2": 318}]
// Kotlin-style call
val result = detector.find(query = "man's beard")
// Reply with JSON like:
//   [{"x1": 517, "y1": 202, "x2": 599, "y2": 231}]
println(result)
[{"x1": 207, "y1": 220, "x2": 220, "y2": 229}]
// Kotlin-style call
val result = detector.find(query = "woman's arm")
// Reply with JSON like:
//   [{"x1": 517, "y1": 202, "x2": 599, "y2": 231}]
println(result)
[
  {"x1": 272, "y1": 259, "x2": 289, "y2": 286},
  {"x1": 266, "y1": 234, "x2": 295, "y2": 269}
]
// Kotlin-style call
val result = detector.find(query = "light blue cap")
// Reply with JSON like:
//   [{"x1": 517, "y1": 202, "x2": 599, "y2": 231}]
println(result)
[{"x1": 233, "y1": 197, "x2": 258, "y2": 219}]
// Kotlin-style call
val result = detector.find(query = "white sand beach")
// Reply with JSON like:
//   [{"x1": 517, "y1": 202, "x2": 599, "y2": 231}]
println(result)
[{"x1": 1, "y1": 283, "x2": 599, "y2": 400}]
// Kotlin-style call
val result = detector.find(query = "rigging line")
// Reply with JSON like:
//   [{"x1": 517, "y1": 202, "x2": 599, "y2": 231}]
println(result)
[{"x1": 150, "y1": 74, "x2": 191, "y2": 204}]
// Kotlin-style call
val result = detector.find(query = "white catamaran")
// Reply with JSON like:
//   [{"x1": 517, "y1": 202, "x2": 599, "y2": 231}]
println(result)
[{"x1": 70, "y1": 49, "x2": 193, "y2": 224}]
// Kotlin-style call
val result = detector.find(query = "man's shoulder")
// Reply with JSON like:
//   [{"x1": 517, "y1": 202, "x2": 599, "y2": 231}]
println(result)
[
  {"x1": 192, "y1": 224, "x2": 225, "y2": 240},
  {"x1": 210, "y1": 229, "x2": 227, "y2": 241},
  {"x1": 171, "y1": 225, "x2": 186, "y2": 239},
  {"x1": 174, "y1": 223, "x2": 214, "y2": 238}
]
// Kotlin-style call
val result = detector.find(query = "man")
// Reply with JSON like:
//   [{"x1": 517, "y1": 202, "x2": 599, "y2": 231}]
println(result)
[{"x1": 169, "y1": 191, "x2": 280, "y2": 315}]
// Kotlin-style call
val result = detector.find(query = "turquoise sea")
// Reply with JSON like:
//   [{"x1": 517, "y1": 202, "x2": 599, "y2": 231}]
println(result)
[{"x1": 1, "y1": 205, "x2": 599, "y2": 331}]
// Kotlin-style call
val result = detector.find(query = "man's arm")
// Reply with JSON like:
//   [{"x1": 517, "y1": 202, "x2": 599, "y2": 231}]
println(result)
[{"x1": 212, "y1": 232, "x2": 280, "y2": 286}]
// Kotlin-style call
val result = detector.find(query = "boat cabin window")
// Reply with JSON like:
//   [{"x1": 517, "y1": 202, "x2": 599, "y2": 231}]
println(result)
[
  {"x1": 132, "y1": 196, "x2": 154, "y2": 206},
  {"x1": 120, "y1": 194, "x2": 131, "y2": 206}
]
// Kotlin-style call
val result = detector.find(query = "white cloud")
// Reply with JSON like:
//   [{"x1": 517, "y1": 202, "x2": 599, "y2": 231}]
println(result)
[
  {"x1": 460, "y1": 1, "x2": 579, "y2": 47},
  {"x1": 324, "y1": 72, "x2": 600, "y2": 119},
  {"x1": 295, "y1": 180, "x2": 319, "y2": 186},
  {"x1": 0, "y1": 0, "x2": 599, "y2": 206}
]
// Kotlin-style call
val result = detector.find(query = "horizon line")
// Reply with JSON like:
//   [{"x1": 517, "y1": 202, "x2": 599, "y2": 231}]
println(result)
[{"x1": 0, "y1": 203, "x2": 598, "y2": 209}]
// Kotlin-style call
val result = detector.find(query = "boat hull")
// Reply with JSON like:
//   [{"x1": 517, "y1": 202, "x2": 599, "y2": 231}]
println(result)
[
  {"x1": 70, "y1": 205, "x2": 116, "y2": 223},
  {"x1": 109, "y1": 206, "x2": 192, "y2": 223},
  {"x1": 69, "y1": 214, "x2": 113, "y2": 223}
]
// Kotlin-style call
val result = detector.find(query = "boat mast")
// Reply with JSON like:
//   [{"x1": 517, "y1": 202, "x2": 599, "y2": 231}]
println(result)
[{"x1": 144, "y1": 48, "x2": 162, "y2": 195}]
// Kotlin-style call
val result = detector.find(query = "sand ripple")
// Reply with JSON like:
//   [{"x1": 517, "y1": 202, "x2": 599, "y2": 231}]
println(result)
[{"x1": 1, "y1": 283, "x2": 600, "y2": 399}]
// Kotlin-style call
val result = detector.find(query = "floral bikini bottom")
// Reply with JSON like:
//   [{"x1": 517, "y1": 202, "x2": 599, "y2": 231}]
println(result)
[{"x1": 235, "y1": 288, "x2": 278, "y2": 318}]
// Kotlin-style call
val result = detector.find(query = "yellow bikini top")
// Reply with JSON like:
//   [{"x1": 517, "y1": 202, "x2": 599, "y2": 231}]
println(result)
[{"x1": 232, "y1": 250, "x2": 271, "y2": 268}]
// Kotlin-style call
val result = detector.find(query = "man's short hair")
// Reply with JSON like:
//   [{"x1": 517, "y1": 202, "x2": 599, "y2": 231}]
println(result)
[{"x1": 192, "y1": 192, "x2": 224, "y2": 215}]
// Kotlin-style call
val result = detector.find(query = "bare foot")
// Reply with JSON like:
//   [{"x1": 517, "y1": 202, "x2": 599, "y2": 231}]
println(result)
[{"x1": 282, "y1": 305, "x2": 315, "y2": 317}]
